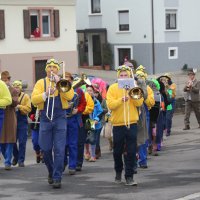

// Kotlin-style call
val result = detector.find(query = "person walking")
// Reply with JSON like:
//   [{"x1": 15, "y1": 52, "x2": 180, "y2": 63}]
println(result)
[
  {"x1": 31, "y1": 59, "x2": 74, "y2": 188},
  {"x1": 183, "y1": 69, "x2": 200, "y2": 130}
]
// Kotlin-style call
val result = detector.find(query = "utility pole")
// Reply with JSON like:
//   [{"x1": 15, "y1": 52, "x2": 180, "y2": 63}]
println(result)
[{"x1": 151, "y1": 0, "x2": 155, "y2": 74}]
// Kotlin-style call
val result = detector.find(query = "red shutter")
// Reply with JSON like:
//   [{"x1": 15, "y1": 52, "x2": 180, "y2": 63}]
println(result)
[
  {"x1": 54, "y1": 10, "x2": 60, "y2": 38},
  {"x1": 0, "y1": 10, "x2": 5, "y2": 39},
  {"x1": 23, "y1": 10, "x2": 31, "y2": 39}
]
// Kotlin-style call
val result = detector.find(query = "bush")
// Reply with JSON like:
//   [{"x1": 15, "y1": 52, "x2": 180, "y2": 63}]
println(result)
[{"x1": 102, "y1": 43, "x2": 113, "y2": 66}]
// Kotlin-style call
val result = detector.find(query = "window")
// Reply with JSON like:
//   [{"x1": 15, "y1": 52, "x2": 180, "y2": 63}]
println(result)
[
  {"x1": 91, "y1": 0, "x2": 101, "y2": 14},
  {"x1": 23, "y1": 9, "x2": 60, "y2": 39},
  {"x1": 0, "y1": 10, "x2": 5, "y2": 39},
  {"x1": 168, "y1": 47, "x2": 178, "y2": 59},
  {"x1": 118, "y1": 10, "x2": 129, "y2": 31},
  {"x1": 166, "y1": 10, "x2": 177, "y2": 30}
]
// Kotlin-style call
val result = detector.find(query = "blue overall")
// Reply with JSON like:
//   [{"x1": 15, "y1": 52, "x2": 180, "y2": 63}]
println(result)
[
  {"x1": 39, "y1": 95, "x2": 66, "y2": 181},
  {"x1": 64, "y1": 92, "x2": 79, "y2": 170},
  {"x1": 32, "y1": 129, "x2": 40, "y2": 153},
  {"x1": 0, "y1": 109, "x2": 5, "y2": 153},
  {"x1": 13, "y1": 110, "x2": 28, "y2": 164}
]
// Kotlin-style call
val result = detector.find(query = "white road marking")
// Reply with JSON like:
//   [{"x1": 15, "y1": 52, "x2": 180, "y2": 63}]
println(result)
[{"x1": 174, "y1": 192, "x2": 200, "y2": 200}]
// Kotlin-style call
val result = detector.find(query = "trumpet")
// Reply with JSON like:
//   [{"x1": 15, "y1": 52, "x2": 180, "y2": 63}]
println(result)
[{"x1": 72, "y1": 73, "x2": 91, "y2": 89}]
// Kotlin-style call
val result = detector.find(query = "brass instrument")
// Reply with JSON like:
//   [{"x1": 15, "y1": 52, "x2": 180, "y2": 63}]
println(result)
[
  {"x1": 128, "y1": 69, "x2": 144, "y2": 100},
  {"x1": 46, "y1": 71, "x2": 56, "y2": 121},
  {"x1": 56, "y1": 61, "x2": 71, "y2": 93},
  {"x1": 72, "y1": 73, "x2": 91, "y2": 89}
]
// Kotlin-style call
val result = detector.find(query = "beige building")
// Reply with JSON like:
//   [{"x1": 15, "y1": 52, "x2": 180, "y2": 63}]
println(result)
[{"x1": 0, "y1": 0, "x2": 78, "y2": 90}]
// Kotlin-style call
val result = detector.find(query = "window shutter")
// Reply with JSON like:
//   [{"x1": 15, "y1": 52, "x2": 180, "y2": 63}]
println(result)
[
  {"x1": 23, "y1": 10, "x2": 31, "y2": 39},
  {"x1": 0, "y1": 10, "x2": 5, "y2": 39},
  {"x1": 54, "y1": 10, "x2": 60, "y2": 38}
]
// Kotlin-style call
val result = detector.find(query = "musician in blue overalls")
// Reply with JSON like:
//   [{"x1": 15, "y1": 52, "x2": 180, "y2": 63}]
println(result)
[
  {"x1": 0, "y1": 79, "x2": 12, "y2": 154},
  {"x1": 31, "y1": 59, "x2": 74, "y2": 189},
  {"x1": 64, "y1": 72, "x2": 86, "y2": 175},
  {"x1": 12, "y1": 80, "x2": 31, "y2": 167}
]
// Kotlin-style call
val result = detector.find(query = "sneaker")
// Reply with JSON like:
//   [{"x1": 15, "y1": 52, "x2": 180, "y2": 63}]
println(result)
[
  {"x1": 115, "y1": 172, "x2": 122, "y2": 184},
  {"x1": 53, "y1": 180, "x2": 61, "y2": 189},
  {"x1": 18, "y1": 163, "x2": 25, "y2": 167},
  {"x1": 76, "y1": 166, "x2": 82, "y2": 171},
  {"x1": 12, "y1": 158, "x2": 18, "y2": 166},
  {"x1": 125, "y1": 177, "x2": 137, "y2": 186},
  {"x1": 48, "y1": 175, "x2": 53, "y2": 185},
  {"x1": 89, "y1": 157, "x2": 96, "y2": 162},
  {"x1": 68, "y1": 169, "x2": 76, "y2": 175},
  {"x1": 5, "y1": 165, "x2": 12, "y2": 170}
]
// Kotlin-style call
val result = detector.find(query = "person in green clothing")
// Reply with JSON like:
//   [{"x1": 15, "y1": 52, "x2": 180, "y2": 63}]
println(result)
[{"x1": 161, "y1": 77, "x2": 173, "y2": 137}]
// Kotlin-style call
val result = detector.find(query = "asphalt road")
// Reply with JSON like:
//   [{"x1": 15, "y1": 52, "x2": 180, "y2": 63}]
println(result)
[{"x1": 0, "y1": 112, "x2": 200, "y2": 200}]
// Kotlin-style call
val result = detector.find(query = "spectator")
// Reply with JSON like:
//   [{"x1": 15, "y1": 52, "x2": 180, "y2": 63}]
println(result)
[{"x1": 32, "y1": 27, "x2": 40, "y2": 38}]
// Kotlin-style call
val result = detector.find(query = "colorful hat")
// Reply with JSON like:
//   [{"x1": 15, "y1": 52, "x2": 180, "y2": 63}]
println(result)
[
  {"x1": 45, "y1": 58, "x2": 60, "y2": 71},
  {"x1": 164, "y1": 72, "x2": 172, "y2": 79},
  {"x1": 12, "y1": 80, "x2": 22, "y2": 89},
  {"x1": 136, "y1": 65, "x2": 146, "y2": 72},
  {"x1": 116, "y1": 65, "x2": 131, "y2": 77}
]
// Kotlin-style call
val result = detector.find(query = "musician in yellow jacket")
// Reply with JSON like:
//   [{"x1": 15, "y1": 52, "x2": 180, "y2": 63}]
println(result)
[
  {"x1": 0, "y1": 80, "x2": 12, "y2": 136},
  {"x1": 31, "y1": 58, "x2": 74, "y2": 189},
  {"x1": 12, "y1": 80, "x2": 31, "y2": 167},
  {"x1": 106, "y1": 65, "x2": 143, "y2": 186}
]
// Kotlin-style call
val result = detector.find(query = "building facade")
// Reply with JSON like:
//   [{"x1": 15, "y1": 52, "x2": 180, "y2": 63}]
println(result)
[
  {"x1": 76, "y1": 0, "x2": 200, "y2": 74},
  {"x1": 0, "y1": 0, "x2": 77, "y2": 89}
]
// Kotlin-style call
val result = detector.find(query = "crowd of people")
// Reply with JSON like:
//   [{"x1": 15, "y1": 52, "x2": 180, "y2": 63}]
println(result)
[{"x1": 0, "y1": 58, "x2": 199, "y2": 189}]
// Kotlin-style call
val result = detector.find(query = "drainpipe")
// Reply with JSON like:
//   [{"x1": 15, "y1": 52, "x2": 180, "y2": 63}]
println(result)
[{"x1": 151, "y1": 0, "x2": 155, "y2": 74}]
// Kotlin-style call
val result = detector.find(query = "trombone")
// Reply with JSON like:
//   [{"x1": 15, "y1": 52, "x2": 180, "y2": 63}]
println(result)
[{"x1": 46, "y1": 61, "x2": 72, "y2": 121}]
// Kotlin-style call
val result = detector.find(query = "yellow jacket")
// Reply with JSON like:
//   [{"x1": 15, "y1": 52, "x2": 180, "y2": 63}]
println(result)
[
  {"x1": 0, "y1": 80, "x2": 12, "y2": 109},
  {"x1": 31, "y1": 77, "x2": 74, "y2": 110},
  {"x1": 145, "y1": 86, "x2": 155, "y2": 110},
  {"x1": 17, "y1": 92, "x2": 31, "y2": 115},
  {"x1": 83, "y1": 92, "x2": 94, "y2": 115},
  {"x1": 106, "y1": 83, "x2": 144, "y2": 126}
]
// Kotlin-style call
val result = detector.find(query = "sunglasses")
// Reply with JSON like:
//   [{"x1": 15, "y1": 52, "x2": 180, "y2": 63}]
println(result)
[{"x1": 46, "y1": 59, "x2": 60, "y2": 65}]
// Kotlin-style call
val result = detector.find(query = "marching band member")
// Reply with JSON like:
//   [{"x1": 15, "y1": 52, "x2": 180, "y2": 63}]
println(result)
[
  {"x1": 12, "y1": 80, "x2": 31, "y2": 167},
  {"x1": 29, "y1": 104, "x2": 42, "y2": 163},
  {"x1": 106, "y1": 65, "x2": 143, "y2": 186},
  {"x1": 76, "y1": 88, "x2": 94, "y2": 170},
  {"x1": 0, "y1": 71, "x2": 18, "y2": 170},
  {"x1": 64, "y1": 72, "x2": 86, "y2": 175},
  {"x1": 183, "y1": 69, "x2": 200, "y2": 130},
  {"x1": 0, "y1": 78, "x2": 12, "y2": 158},
  {"x1": 31, "y1": 58, "x2": 74, "y2": 188},
  {"x1": 0, "y1": 79, "x2": 12, "y2": 135},
  {"x1": 135, "y1": 70, "x2": 155, "y2": 168}
]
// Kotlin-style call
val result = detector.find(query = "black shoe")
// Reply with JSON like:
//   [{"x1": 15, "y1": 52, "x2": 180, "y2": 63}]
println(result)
[
  {"x1": 183, "y1": 125, "x2": 190, "y2": 130},
  {"x1": 12, "y1": 158, "x2": 18, "y2": 166},
  {"x1": 125, "y1": 177, "x2": 137, "y2": 186},
  {"x1": 36, "y1": 154, "x2": 41, "y2": 163},
  {"x1": 53, "y1": 180, "x2": 61, "y2": 189},
  {"x1": 18, "y1": 162, "x2": 25, "y2": 167},
  {"x1": 139, "y1": 164, "x2": 148, "y2": 169},
  {"x1": 115, "y1": 172, "x2": 122, "y2": 184},
  {"x1": 48, "y1": 175, "x2": 53, "y2": 185},
  {"x1": 76, "y1": 166, "x2": 82, "y2": 171}
]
